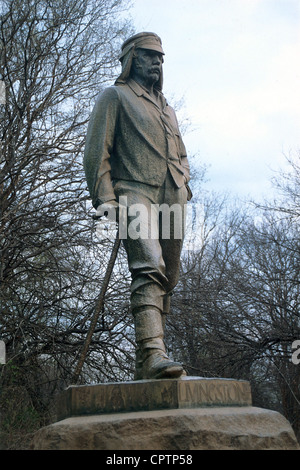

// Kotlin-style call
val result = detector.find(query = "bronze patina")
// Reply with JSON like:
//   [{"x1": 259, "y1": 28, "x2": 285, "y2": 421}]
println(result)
[{"x1": 84, "y1": 32, "x2": 192, "y2": 380}]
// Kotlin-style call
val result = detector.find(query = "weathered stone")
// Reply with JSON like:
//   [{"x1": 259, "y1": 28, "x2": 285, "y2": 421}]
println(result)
[
  {"x1": 56, "y1": 377, "x2": 252, "y2": 421},
  {"x1": 32, "y1": 406, "x2": 299, "y2": 450},
  {"x1": 32, "y1": 378, "x2": 299, "y2": 450}
]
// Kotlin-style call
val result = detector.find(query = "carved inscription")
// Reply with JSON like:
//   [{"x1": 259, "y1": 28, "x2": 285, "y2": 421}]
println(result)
[
  {"x1": 59, "y1": 379, "x2": 252, "y2": 420},
  {"x1": 178, "y1": 380, "x2": 251, "y2": 407}
]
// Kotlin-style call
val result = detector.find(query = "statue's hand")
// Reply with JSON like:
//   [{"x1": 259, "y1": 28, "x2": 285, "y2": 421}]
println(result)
[
  {"x1": 185, "y1": 184, "x2": 193, "y2": 201},
  {"x1": 95, "y1": 200, "x2": 119, "y2": 222}
]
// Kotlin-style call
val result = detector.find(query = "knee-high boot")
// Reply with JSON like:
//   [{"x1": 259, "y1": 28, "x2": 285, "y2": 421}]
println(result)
[{"x1": 133, "y1": 307, "x2": 183, "y2": 380}]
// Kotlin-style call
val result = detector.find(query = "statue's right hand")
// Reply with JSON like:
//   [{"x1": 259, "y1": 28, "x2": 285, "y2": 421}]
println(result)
[{"x1": 95, "y1": 200, "x2": 119, "y2": 222}]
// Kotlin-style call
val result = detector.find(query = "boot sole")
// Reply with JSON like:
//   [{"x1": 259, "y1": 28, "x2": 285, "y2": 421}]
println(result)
[{"x1": 150, "y1": 364, "x2": 184, "y2": 380}]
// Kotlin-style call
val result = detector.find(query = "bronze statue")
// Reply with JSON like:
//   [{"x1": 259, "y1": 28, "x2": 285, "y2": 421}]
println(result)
[{"x1": 84, "y1": 32, "x2": 192, "y2": 380}]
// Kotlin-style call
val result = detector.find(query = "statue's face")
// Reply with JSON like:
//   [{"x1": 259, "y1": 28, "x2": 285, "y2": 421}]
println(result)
[{"x1": 131, "y1": 48, "x2": 163, "y2": 88}]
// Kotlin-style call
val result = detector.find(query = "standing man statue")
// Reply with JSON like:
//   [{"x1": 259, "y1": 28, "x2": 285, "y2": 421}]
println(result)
[{"x1": 84, "y1": 32, "x2": 192, "y2": 380}]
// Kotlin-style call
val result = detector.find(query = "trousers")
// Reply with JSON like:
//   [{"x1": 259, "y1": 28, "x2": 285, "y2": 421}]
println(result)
[{"x1": 113, "y1": 171, "x2": 187, "y2": 314}]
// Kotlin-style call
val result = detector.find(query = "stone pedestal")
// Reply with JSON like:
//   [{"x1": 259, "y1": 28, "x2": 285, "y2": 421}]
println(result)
[
  {"x1": 32, "y1": 377, "x2": 299, "y2": 450},
  {"x1": 56, "y1": 376, "x2": 252, "y2": 420}
]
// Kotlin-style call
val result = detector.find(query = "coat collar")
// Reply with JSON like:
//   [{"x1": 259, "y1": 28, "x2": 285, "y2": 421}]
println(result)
[{"x1": 126, "y1": 78, "x2": 167, "y2": 110}]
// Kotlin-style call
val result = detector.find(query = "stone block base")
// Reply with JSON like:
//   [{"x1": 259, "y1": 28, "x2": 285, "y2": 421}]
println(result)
[
  {"x1": 32, "y1": 378, "x2": 299, "y2": 450},
  {"x1": 56, "y1": 376, "x2": 252, "y2": 420},
  {"x1": 32, "y1": 406, "x2": 299, "y2": 450}
]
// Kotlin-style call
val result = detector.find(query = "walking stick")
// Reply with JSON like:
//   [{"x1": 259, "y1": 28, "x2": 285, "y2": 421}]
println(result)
[{"x1": 72, "y1": 228, "x2": 121, "y2": 384}]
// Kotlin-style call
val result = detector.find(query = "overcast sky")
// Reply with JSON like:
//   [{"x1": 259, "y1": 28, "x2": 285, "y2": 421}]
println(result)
[{"x1": 127, "y1": 0, "x2": 300, "y2": 200}]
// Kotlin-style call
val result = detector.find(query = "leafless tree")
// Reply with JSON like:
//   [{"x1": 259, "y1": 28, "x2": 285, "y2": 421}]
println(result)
[
  {"x1": 0, "y1": 0, "x2": 134, "y2": 448},
  {"x1": 168, "y1": 168, "x2": 300, "y2": 440}
]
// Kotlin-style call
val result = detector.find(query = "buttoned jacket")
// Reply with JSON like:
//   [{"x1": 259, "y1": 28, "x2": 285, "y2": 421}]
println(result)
[{"x1": 84, "y1": 79, "x2": 190, "y2": 208}]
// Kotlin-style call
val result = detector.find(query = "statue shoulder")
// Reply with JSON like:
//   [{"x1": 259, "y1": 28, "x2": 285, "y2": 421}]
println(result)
[
  {"x1": 98, "y1": 84, "x2": 135, "y2": 106},
  {"x1": 96, "y1": 85, "x2": 121, "y2": 103}
]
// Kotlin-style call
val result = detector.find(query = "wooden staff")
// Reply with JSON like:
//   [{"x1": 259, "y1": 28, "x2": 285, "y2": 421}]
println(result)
[{"x1": 72, "y1": 229, "x2": 121, "y2": 384}]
